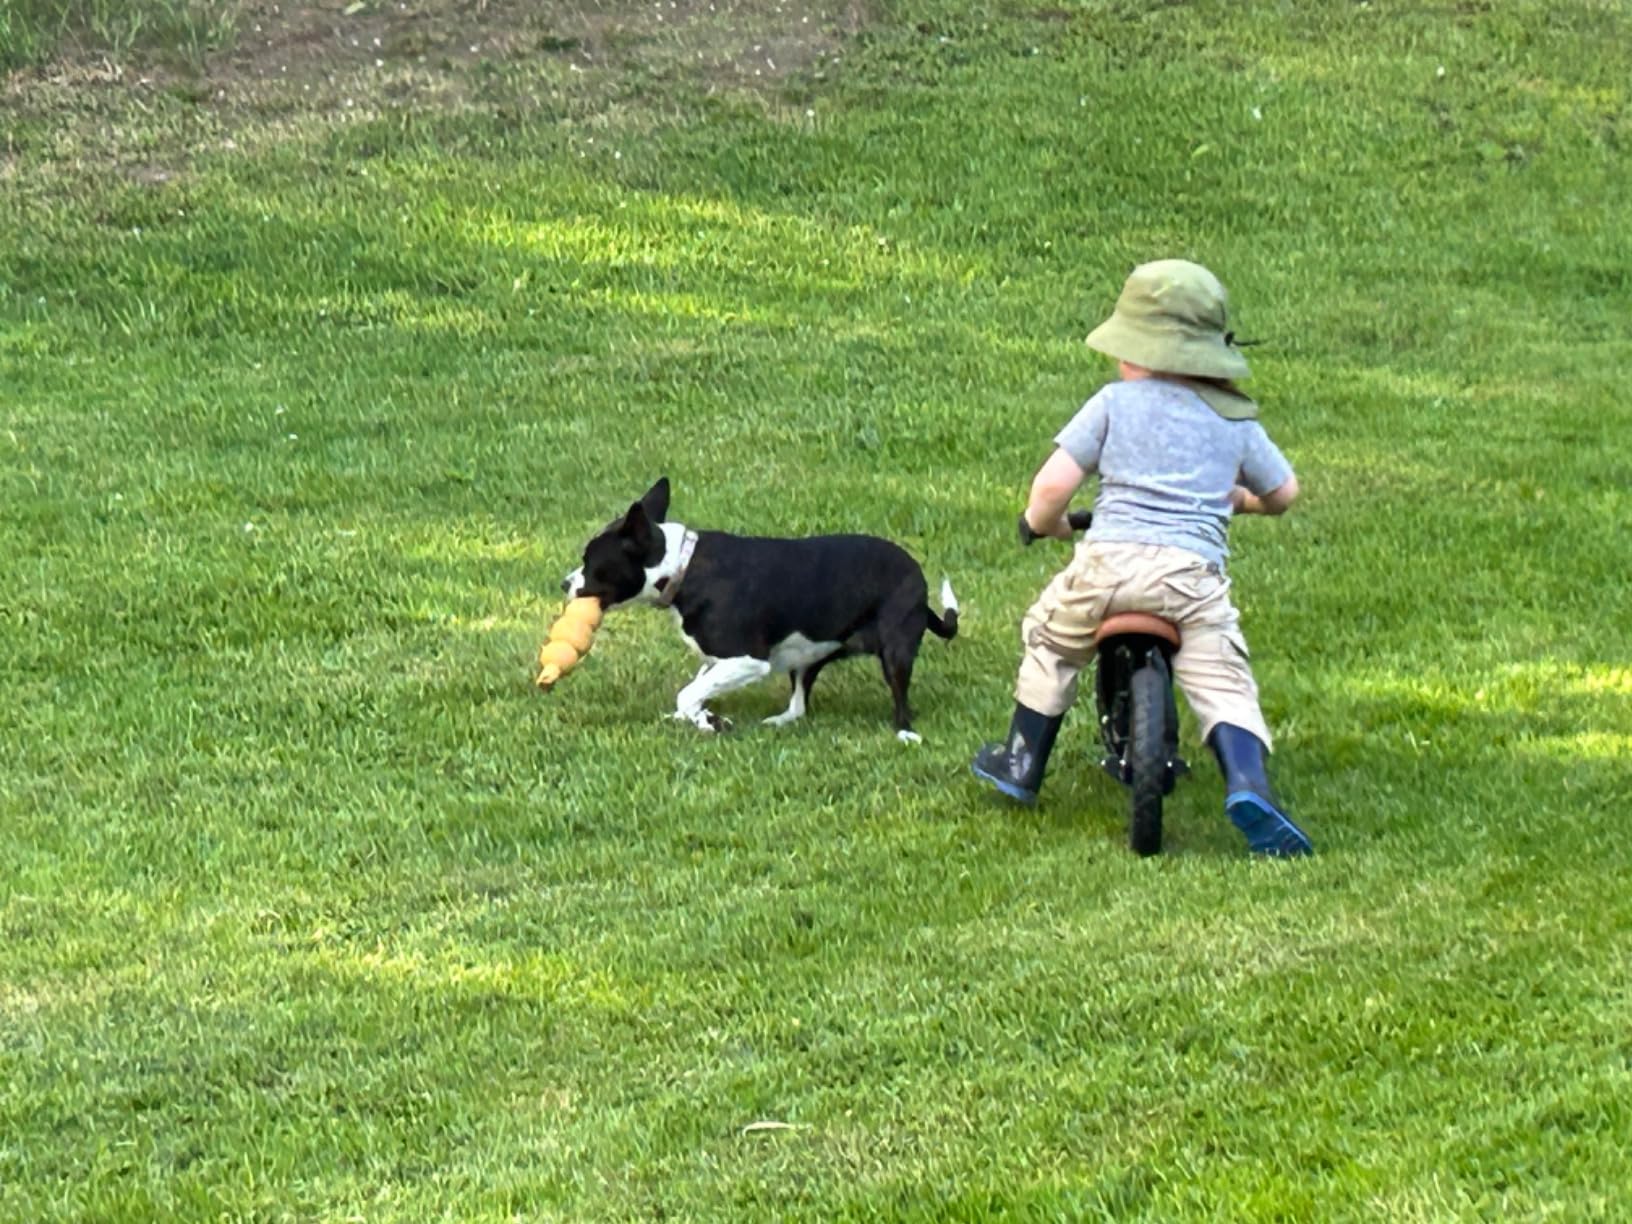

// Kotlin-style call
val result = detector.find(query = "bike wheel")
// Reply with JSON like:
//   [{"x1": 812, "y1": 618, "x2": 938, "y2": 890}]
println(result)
[{"x1": 1127, "y1": 663, "x2": 1168, "y2": 857}]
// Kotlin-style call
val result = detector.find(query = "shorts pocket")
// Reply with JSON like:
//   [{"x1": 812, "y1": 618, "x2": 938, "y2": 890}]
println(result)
[
  {"x1": 1159, "y1": 565, "x2": 1218, "y2": 615},
  {"x1": 1022, "y1": 592, "x2": 1060, "y2": 648}
]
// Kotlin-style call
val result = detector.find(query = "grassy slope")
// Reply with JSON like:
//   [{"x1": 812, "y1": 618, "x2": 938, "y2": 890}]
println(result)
[{"x1": 3, "y1": 0, "x2": 1631, "y2": 1218}]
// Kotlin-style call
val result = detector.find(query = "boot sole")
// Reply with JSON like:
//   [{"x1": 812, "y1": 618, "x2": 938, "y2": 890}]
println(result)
[
  {"x1": 971, "y1": 763, "x2": 1038, "y2": 805},
  {"x1": 1227, "y1": 792, "x2": 1313, "y2": 857}
]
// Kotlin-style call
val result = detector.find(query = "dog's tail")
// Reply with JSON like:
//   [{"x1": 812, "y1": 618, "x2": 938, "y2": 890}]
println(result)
[{"x1": 927, "y1": 576, "x2": 960, "y2": 641}]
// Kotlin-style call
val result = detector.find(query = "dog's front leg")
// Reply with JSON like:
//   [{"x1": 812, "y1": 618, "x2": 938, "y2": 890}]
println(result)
[{"x1": 673, "y1": 656, "x2": 772, "y2": 732}]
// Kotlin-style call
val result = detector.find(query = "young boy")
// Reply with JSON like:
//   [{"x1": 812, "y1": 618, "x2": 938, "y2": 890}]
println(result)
[{"x1": 971, "y1": 259, "x2": 1313, "y2": 857}]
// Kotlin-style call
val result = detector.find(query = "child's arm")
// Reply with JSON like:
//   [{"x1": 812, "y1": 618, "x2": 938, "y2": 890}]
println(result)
[
  {"x1": 1022, "y1": 448, "x2": 1088, "y2": 539},
  {"x1": 1232, "y1": 474, "x2": 1299, "y2": 516}
]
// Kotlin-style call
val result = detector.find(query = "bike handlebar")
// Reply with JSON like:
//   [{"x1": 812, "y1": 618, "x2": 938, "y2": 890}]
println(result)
[{"x1": 1018, "y1": 508, "x2": 1094, "y2": 546}]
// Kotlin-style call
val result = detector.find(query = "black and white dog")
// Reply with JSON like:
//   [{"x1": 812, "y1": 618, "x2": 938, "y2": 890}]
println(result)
[{"x1": 562, "y1": 478, "x2": 958, "y2": 742}]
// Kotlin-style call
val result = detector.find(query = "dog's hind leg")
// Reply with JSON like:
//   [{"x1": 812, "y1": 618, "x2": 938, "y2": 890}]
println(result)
[
  {"x1": 876, "y1": 581, "x2": 929, "y2": 743},
  {"x1": 880, "y1": 646, "x2": 920, "y2": 744},
  {"x1": 674, "y1": 656, "x2": 772, "y2": 732}
]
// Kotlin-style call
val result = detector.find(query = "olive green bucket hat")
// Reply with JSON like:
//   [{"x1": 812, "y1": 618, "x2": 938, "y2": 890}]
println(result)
[{"x1": 1085, "y1": 259, "x2": 1259, "y2": 420}]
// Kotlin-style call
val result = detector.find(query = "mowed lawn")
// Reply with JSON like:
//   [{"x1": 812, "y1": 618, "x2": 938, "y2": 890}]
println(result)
[{"x1": 3, "y1": 0, "x2": 1630, "y2": 1218}]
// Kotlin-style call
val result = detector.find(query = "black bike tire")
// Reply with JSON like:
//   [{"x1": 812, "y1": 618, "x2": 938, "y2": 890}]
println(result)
[{"x1": 1127, "y1": 663, "x2": 1167, "y2": 857}]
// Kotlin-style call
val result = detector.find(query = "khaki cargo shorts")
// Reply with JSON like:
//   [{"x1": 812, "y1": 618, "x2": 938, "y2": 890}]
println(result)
[{"x1": 1015, "y1": 540, "x2": 1273, "y2": 748}]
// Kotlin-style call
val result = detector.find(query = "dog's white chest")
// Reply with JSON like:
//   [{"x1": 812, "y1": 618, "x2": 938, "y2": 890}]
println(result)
[{"x1": 768, "y1": 632, "x2": 842, "y2": 674}]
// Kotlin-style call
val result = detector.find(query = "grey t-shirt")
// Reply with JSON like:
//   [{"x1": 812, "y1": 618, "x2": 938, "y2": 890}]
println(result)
[{"x1": 1055, "y1": 378, "x2": 1293, "y2": 569}]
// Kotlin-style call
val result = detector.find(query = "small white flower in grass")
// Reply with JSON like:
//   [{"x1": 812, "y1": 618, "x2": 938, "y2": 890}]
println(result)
[
  {"x1": 1436, "y1": 65, "x2": 1446, "y2": 78},
  {"x1": 243, "y1": 522, "x2": 257, "y2": 533},
  {"x1": 1251, "y1": 106, "x2": 1262, "y2": 121}
]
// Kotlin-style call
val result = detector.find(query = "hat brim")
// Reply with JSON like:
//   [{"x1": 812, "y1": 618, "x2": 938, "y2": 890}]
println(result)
[{"x1": 1086, "y1": 314, "x2": 1251, "y2": 382}]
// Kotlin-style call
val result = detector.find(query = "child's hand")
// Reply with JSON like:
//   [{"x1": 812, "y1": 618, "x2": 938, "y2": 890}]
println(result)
[
  {"x1": 1232, "y1": 477, "x2": 1299, "y2": 516},
  {"x1": 1018, "y1": 509, "x2": 1091, "y2": 545}
]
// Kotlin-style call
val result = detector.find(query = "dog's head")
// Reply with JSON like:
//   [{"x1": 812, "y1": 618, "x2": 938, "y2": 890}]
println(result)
[{"x1": 561, "y1": 477, "x2": 674, "y2": 608}]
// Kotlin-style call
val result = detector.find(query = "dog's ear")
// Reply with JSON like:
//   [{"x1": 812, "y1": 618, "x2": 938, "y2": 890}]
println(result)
[
  {"x1": 619, "y1": 500, "x2": 665, "y2": 565},
  {"x1": 639, "y1": 476, "x2": 670, "y2": 523}
]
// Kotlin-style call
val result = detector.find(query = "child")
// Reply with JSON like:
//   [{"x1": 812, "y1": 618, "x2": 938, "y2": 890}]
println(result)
[{"x1": 971, "y1": 259, "x2": 1313, "y2": 857}]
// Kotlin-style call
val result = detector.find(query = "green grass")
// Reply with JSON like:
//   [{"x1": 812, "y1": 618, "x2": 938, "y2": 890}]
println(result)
[
  {"x1": 0, "y1": 0, "x2": 237, "y2": 70},
  {"x1": 4, "y1": 0, "x2": 1632, "y2": 1218}
]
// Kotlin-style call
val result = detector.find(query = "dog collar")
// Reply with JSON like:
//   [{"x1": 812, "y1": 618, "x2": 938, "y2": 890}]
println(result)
[{"x1": 653, "y1": 529, "x2": 698, "y2": 607}]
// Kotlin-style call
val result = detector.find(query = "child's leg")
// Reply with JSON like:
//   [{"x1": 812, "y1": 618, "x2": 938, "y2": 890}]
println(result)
[
  {"x1": 972, "y1": 556, "x2": 1107, "y2": 803},
  {"x1": 1130, "y1": 551, "x2": 1310, "y2": 857},
  {"x1": 1014, "y1": 559, "x2": 1107, "y2": 714},
  {"x1": 1173, "y1": 617, "x2": 1312, "y2": 857}
]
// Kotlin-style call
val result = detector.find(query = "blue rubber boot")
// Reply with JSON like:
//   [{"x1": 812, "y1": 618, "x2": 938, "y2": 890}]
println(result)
[
  {"x1": 971, "y1": 705, "x2": 1064, "y2": 805},
  {"x1": 1208, "y1": 724, "x2": 1313, "y2": 857}
]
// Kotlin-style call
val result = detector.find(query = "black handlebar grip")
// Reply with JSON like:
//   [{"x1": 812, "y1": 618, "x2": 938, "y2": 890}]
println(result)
[{"x1": 1019, "y1": 509, "x2": 1093, "y2": 545}]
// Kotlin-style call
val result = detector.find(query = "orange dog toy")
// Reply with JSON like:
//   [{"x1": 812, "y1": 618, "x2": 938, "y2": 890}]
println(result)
[{"x1": 535, "y1": 596, "x2": 604, "y2": 689}]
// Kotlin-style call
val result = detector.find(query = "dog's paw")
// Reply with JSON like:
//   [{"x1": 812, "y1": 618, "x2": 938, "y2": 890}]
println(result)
[
  {"x1": 896, "y1": 729, "x2": 923, "y2": 746},
  {"x1": 671, "y1": 708, "x2": 721, "y2": 733}
]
